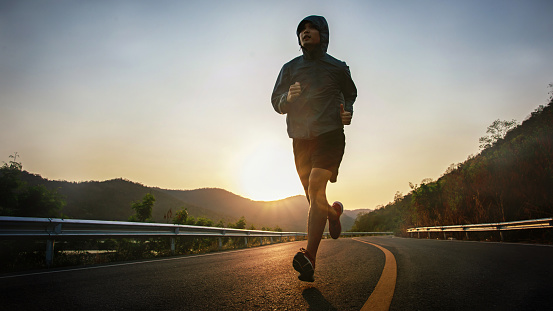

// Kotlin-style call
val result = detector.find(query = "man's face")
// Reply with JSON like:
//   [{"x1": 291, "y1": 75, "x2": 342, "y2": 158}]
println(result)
[{"x1": 299, "y1": 22, "x2": 320, "y2": 50}]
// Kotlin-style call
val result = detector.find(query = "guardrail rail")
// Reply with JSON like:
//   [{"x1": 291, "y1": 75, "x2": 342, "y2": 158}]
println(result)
[
  {"x1": 0, "y1": 216, "x2": 392, "y2": 267},
  {"x1": 407, "y1": 217, "x2": 553, "y2": 240}
]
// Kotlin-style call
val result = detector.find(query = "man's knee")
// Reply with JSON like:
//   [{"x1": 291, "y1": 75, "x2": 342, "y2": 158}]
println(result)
[
  {"x1": 308, "y1": 168, "x2": 332, "y2": 188},
  {"x1": 307, "y1": 168, "x2": 332, "y2": 202}
]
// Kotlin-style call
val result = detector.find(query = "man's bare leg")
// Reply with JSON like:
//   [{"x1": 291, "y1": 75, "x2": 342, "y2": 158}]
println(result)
[{"x1": 305, "y1": 168, "x2": 333, "y2": 263}]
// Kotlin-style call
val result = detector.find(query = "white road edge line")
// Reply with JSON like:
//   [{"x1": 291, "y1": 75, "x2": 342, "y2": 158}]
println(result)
[{"x1": 0, "y1": 247, "x2": 256, "y2": 280}]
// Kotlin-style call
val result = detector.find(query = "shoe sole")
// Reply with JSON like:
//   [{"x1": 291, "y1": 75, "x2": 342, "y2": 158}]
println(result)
[
  {"x1": 329, "y1": 202, "x2": 343, "y2": 239},
  {"x1": 293, "y1": 253, "x2": 314, "y2": 282}
]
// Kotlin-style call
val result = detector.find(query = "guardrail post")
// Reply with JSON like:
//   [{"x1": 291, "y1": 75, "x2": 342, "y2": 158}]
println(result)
[
  {"x1": 170, "y1": 237, "x2": 176, "y2": 255},
  {"x1": 171, "y1": 227, "x2": 179, "y2": 255},
  {"x1": 499, "y1": 227, "x2": 504, "y2": 242},
  {"x1": 259, "y1": 237, "x2": 263, "y2": 246},
  {"x1": 270, "y1": 237, "x2": 273, "y2": 244},
  {"x1": 443, "y1": 231, "x2": 447, "y2": 240},
  {"x1": 45, "y1": 221, "x2": 62, "y2": 268},
  {"x1": 219, "y1": 230, "x2": 225, "y2": 251},
  {"x1": 46, "y1": 239, "x2": 54, "y2": 267}
]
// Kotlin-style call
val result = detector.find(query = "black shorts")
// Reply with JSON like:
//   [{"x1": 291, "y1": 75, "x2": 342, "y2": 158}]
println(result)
[{"x1": 293, "y1": 128, "x2": 346, "y2": 191}]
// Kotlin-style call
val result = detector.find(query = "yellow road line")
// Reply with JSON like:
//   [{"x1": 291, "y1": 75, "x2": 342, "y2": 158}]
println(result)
[{"x1": 353, "y1": 238, "x2": 397, "y2": 311}]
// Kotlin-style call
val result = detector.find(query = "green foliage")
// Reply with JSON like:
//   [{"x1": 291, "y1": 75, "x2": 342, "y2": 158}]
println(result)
[
  {"x1": 129, "y1": 193, "x2": 155, "y2": 222},
  {"x1": 0, "y1": 153, "x2": 22, "y2": 215},
  {"x1": 215, "y1": 219, "x2": 225, "y2": 228},
  {"x1": 194, "y1": 217, "x2": 214, "y2": 227},
  {"x1": 228, "y1": 216, "x2": 247, "y2": 229},
  {"x1": 0, "y1": 153, "x2": 65, "y2": 217},
  {"x1": 351, "y1": 193, "x2": 412, "y2": 234},
  {"x1": 172, "y1": 208, "x2": 189, "y2": 225},
  {"x1": 261, "y1": 225, "x2": 282, "y2": 232},
  {"x1": 353, "y1": 96, "x2": 553, "y2": 235},
  {"x1": 479, "y1": 119, "x2": 519, "y2": 149},
  {"x1": 17, "y1": 184, "x2": 66, "y2": 218},
  {"x1": 173, "y1": 208, "x2": 227, "y2": 228}
]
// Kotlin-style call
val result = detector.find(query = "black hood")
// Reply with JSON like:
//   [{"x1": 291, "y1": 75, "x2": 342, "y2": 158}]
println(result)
[{"x1": 296, "y1": 15, "x2": 329, "y2": 53}]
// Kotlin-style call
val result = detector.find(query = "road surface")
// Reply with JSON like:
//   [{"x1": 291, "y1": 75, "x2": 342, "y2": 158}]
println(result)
[{"x1": 1, "y1": 236, "x2": 552, "y2": 310}]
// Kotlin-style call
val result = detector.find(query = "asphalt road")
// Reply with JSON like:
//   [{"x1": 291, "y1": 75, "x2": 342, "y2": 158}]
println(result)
[{"x1": 1, "y1": 236, "x2": 552, "y2": 310}]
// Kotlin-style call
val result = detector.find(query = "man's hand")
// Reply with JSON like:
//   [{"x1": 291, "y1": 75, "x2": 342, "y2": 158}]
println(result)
[
  {"x1": 340, "y1": 104, "x2": 352, "y2": 125},
  {"x1": 287, "y1": 82, "x2": 302, "y2": 103}
]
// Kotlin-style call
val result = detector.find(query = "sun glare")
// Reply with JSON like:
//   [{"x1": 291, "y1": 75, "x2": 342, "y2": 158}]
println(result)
[{"x1": 235, "y1": 142, "x2": 302, "y2": 201}]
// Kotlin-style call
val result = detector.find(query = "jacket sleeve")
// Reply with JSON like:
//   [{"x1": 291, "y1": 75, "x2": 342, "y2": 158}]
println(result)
[
  {"x1": 340, "y1": 65, "x2": 357, "y2": 115},
  {"x1": 271, "y1": 65, "x2": 290, "y2": 114}
]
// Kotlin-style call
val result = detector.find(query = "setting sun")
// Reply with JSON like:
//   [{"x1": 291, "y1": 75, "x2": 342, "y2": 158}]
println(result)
[
  {"x1": 234, "y1": 141, "x2": 303, "y2": 201},
  {"x1": 1, "y1": 1, "x2": 551, "y2": 211}
]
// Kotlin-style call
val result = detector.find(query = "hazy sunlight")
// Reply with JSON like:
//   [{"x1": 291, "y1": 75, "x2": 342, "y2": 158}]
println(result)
[{"x1": 235, "y1": 142, "x2": 302, "y2": 201}]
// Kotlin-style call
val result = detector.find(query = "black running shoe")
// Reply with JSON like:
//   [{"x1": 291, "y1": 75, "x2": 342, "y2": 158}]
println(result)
[
  {"x1": 293, "y1": 248, "x2": 315, "y2": 282},
  {"x1": 329, "y1": 201, "x2": 343, "y2": 239}
]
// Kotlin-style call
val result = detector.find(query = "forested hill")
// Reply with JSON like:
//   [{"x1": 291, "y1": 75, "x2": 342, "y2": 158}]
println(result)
[
  {"x1": 19, "y1": 174, "x2": 229, "y2": 224},
  {"x1": 16, "y1": 174, "x2": 358, "y2": 232},
  {"x1": 353, "y1": 99, "x2": 553, "y2": 234}
]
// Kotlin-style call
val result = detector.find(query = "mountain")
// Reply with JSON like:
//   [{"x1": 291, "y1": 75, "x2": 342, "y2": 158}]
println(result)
[
  {"x1": 19, "y1": 172, "x2": 356, "y2": 232},
  {"x1": 342, "y1": 208, "x2": 373, "y2": 231},
  {"x1": 19, "y1": 173, "x2": 227, "y2": 223},
  {"x1": 343, "y1": 209, "x2": 373, "y2": 220},
  {"x1": 162, "y1": 188, "x2": 309, "y2": 231}
]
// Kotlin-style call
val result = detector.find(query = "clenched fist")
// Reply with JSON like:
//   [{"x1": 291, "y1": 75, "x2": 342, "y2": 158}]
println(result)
[
  {"x1": 287, "y1": 82, "x2": 302, "y2": 103},
  {"x1": 340, "y1": 104, "x2": 352, "y2": 125}
]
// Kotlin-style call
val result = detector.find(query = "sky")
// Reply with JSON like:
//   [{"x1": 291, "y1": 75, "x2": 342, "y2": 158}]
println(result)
[{"x1": 1, "y1": 0, "x2": 552, "y2": 211}]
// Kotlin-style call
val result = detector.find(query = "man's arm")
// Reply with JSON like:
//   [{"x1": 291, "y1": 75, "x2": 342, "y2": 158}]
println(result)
[
  {"x1": 271, "y1": 66, "x2": 292, "y2": 114},
  {"x1": 340, "y1": 65, "x2": 357, "y2": 115}
]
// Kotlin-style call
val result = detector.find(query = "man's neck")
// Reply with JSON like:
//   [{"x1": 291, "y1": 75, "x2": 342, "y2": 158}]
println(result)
[{"x1": 302, "y1": 45, "x2": 324, "y2": 59}]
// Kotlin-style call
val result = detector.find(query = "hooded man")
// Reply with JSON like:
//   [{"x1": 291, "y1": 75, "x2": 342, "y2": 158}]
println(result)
[{"x1": 271, "y1": 15, "x2": 357, "y2": 282}]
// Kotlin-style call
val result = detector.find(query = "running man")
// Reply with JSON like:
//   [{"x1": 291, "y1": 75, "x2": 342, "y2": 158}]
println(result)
[{"x1": 271, "y1": 15, "x2": 357, "y2": 282}]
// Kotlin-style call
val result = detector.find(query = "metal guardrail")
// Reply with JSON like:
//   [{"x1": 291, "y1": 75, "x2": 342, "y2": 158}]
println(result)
[
  {"x1": 0, "y1": 216, "x2": 308, "y2": 267},
  {"x1": 0, "y1": 216, "x2": 307, "y2": 238},
  {"x1": 0, "y1": 216, "x2": 391, "y2": 267},
  {"x1": 407, "y1": 218, "x2": 553, "y2": 240}
]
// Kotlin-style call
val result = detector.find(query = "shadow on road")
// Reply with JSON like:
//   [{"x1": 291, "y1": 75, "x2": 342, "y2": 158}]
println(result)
[{"x1": 302, "y1": 287, "x2": 337, "y2": 311}]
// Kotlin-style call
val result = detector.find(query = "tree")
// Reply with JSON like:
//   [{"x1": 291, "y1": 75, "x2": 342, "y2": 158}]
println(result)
[
  {"x1": 18, "y1": 184, "x2": 66, "y2": 217},
  {"x1": 0, "y1": 153, "x2": 22, "y2": 214},
  {"x1": 0, "y1": 153, "x2": 65, "y2": 217},
  {"x1": 215, "y1": 220, "x2": 225, "y2": 228},
  {"x1": 229, "y1": 216, "x2": 247, "y2": 229},
  {"x1": 172, "y1": 208, "x2": 188, "y2": 225},
  {"x1": 479, "y1": 119, "x2": 518, "y2": 150},
  {"x1": 194, "y1": 217, "x2": 214, "y2": 227},
  {"x1": 129, "y1": 193, "x2": 155, "y2": 222}
]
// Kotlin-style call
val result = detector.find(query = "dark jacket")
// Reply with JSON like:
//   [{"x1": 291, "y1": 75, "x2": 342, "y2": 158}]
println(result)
[{"x1": 271, "y1": 15, "x2": 357, "y2": 139}]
